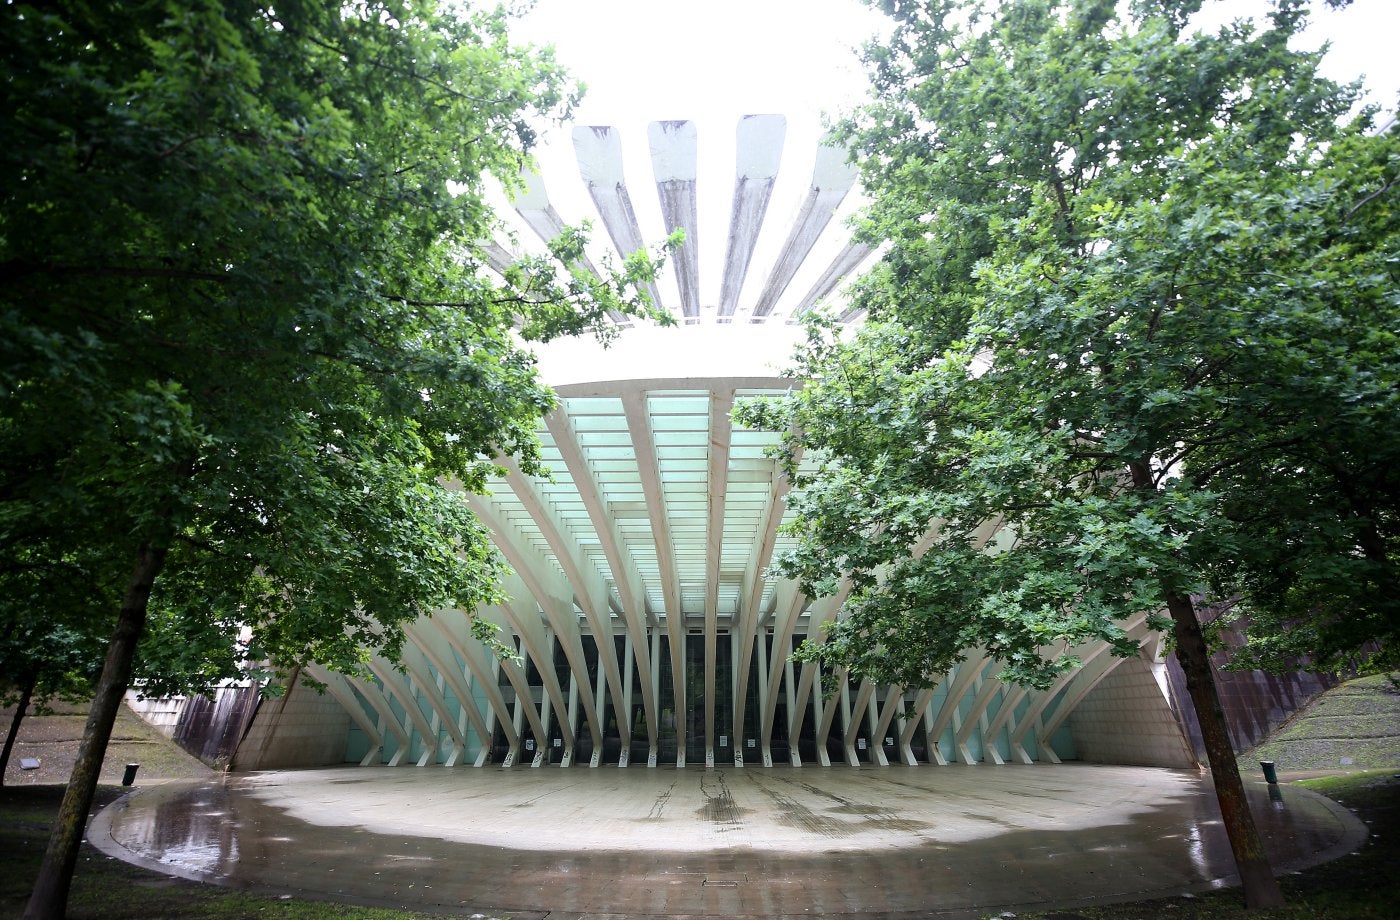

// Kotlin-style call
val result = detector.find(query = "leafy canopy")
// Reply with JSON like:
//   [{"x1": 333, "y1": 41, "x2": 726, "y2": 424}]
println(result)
[
  {"x1": 738, "y1": 0, "x2": 1400, "y2": 688},
  {"x1": 0, "y1": 0, "x2": 673, "y2": 689}
]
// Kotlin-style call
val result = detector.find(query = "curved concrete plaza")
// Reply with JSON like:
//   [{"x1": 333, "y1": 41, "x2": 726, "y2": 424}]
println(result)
[{"x1": 89, "y1": 763, "x2": 1364, "y2": 919}]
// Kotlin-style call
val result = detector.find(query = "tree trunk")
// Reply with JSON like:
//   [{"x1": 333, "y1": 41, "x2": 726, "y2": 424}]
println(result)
[
  {"x1": 1165, "y1": 590, "x2": 1286, "y2": 909},
  {"x1": 1, "y1": 673, "x2": 37, "y2": 786},
  {"x1": 23, "y1": 540, "x2": 170, "y2": 920},
  {"x1": 1126, "y1": 458, "x2": 1284, "y2": 908}
]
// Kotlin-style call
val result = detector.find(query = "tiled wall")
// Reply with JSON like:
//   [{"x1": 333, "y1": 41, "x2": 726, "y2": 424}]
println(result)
[
  {"x1": 124, "y1": 694, "x2": 183, "y2": 737},
  {"x1": 232, "y1": 675, "x2": 350, "y2": 770},
  {"x1": 1068, "y1": 655, "x2": 1197, "y2": 768}
]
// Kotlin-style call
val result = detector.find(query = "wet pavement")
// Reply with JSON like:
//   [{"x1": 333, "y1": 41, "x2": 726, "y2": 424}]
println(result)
[{"x1": 88, "y1": 763, "x2": 1366, "y2": 919}]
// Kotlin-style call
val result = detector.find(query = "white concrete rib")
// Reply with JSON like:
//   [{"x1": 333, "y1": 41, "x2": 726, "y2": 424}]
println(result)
[
  {"x1": 649, "y1": 120, "x2": 701, "y2": 319},
  {"x1": 404, "y1": 619, "x2": 494, "y2": 763},
  {"x1": 719, "y1": 114, "x2": 786, "y2": 318},
  {"x1": 793, "y1": 242, "x2": 876, "y2": 317},
  {"x1": 501, "y1": 457, "x2": 631, "y2": 758},
  {"x1": 1035, "y1": 618, "x2": 1157, "y2": 760},
  {"x1": 750, "y1": 143, "x2": 859, "y2": 319},
  {"x1": 465, "y1": 496, "x2": 605, "y2": 755},
  {"x1": 544, "y1": 410, "x2": 659, "y2": 759},
  {"x1": 621, "y1": 389, "x2": 689, "y2": 765},
  {"x1": 702, "y1": 389, "x2": 733, "y2": 763},
  {"x1": 731, "y1": 447, "x2": 790, "y2": 761},
  {"x1": 572, "y1": 125, "x2": 663, "y2": 309}
]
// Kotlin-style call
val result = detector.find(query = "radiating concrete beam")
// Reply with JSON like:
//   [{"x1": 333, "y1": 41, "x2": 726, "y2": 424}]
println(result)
[
  {"x1": 750, "y1": 143, "x2": 859, "y2": 319},
  {"x1": 573, "y1": 125, "x2": 662, "y2": 309},
  {"x1": 466, "y1": 495, "x2": 604, "y2": 755},
  {"x1": 502, "y1": 458, "x2": 632, "y2": 759},
  {"x1": 719, "y1": 115, "x2": 786, "y2": 318},
  {"x1": 404, "y1": 619, "x2": 494, "y2": 763},
  {"x1": 622, "y1": 389, "x2": 689, "y2": 766},
  {"x1": 733, "y1": 449, "x2": 794, "y2": 760},
  {"x1": 649, "y1": 120, "x2": 700, "y2": 319},
  {"x1": 703, "y1": 389, "x2": 733, "y2": 765},
  {"x1": 544, "y1": 410, "x2": 659, "y2": 759},
  {"x1": 793, "y1": 242, "x2": 875, "y2": 317},
  {"x1": 759, "y1": 581, "x2": 804, "y2": 765}
]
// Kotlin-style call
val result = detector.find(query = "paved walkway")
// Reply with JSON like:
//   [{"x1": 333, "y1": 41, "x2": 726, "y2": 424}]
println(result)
[{"x1": 89, "y1": 763, "x2": 1366, "y2": 919}]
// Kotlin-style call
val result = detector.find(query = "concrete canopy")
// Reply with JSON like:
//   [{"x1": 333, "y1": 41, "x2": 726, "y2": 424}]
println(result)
[{"x1": 233, "y1": 116, "x2": 1195, "y2": 774}]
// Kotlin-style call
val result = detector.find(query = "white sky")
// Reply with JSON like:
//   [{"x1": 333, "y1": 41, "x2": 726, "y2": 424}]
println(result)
[
  {"x1": 511, "y1": 0, "x2": 1398, "y2": 133},
  {"x1": 505, "y1": 0, "x2": 1399, "y2": 383}
]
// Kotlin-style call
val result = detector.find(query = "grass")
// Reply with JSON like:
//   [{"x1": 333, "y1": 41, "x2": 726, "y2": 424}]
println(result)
[
  {"x1": 3, "y1": 698, "x2": 211, "y2": 788},
  {"x1": 1243, "y1": 675, "x2": 1400, "y2": 773}
]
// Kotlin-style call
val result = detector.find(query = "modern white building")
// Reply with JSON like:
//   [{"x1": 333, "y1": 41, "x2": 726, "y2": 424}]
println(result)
[{"x1": 226, "y1": 116, "x2": 1199, "y2": 774}]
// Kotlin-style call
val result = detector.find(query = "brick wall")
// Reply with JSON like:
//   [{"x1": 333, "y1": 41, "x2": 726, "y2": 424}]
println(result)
[{"x1": 1164, "y1": 612, "x2": 1335, "y2": 758}]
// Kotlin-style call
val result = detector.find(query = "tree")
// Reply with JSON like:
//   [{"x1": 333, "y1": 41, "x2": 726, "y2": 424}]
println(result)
[
  {"x1": 738, "y1": 0, "x2": 1397, "y2": 909},
  {"x1": 1, "y1": 2, "x2": 671, "y2": 916},
  {"x1": 0, "y1": 621, "x2": 106, "y2": 788}
]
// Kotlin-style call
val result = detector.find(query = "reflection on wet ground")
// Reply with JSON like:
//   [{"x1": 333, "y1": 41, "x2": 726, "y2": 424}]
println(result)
[{"x1": 89, "y1": 763, "x2": 1365, "y2": 919}]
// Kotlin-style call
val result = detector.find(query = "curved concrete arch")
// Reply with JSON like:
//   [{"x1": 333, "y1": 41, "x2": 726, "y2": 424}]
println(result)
[
  {"x1": 446, "y1": 608, "x2": 554, "y2": 768},
  {"x1": 404, "y1": 619, "x2": 494, "y2": 766},
  {"x1": 398, "y1": 642, "x2": 469, "y2": 766},
  {"x1": 759, "y1": 581, "x2": 804, "y2": 766},
  {"x1": 621, "y1": 388, "x2": 689, "y2": 766},
  {"x1": 843, "y1": 678, "x2": 879, "y2": 766},
  {"x1": 785, "y1": 585, "x2": 851, "y2": 766},
  {"x1": 545, "y1": 409, "x2": 659, "y2": 760},
  {"x1": 731, "y1": 440, "x2": 792, "y2": 765},
  {"x1": 501, "y1": 457, "x2": 632, "y2": 760},
  {"x1": 899, "y1": 683, "x2": 946, "y2": 765},
  {"x1": 814, "y1": 667, "x2": 849, "y2": 765},
  {"x1": 695, "y1": 388, "x2": 735, "y2": 766},
  {"x1": 366, "y1": 656, "x2": 440, "y2": 767},
  {"x1": 466, "y1": 495, "x2": 605, "y2": 756},
  {"x1": 425, "y1": 613, "x2": 520, "y2": 744},
  {"x1": 425, "y1": 614, "x2": 522, "y2": 764},
  {"x1": 870, "y1": 683, "x2": 905, "y2": 765},
  {"x1": 489, "y1": 576, "x2": 576, "y2": 753},
  {"x1": 1000, "y1": 615, "x2": 1151, "y2": 764},
  {"x1": 954, "y1": 670, "x2": 1007, "y2": 765},
  {"x1": 926, "y1": 652, "x2": 992, "y2": 764},
  {"x1": 335, "y1": 668, "x2": 412, "y2": 767}
]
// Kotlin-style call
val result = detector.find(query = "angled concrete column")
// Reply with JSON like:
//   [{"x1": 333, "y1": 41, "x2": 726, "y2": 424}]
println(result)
[
  {"x1": 399, "y1": 644, "x2": 469, "y2": 766},
  {"x1": 367, "y1": 656, "x2": 439, "y2": 767},
  {"x1": 702, "y1": 389, "x2": 733, "y2": 765},
  {"x1": 404, "y1": 621, "x2": 494, "y2": 766},
  {"x1": 843, "y1": 678, "x2": 876, "y2": 766},
  {"x1": 621, "y1": 389, "x2": 688, "y2": 767},
  {"x1": 544, "y1": 410, "x2": 659, "y2": 758},
  {"x1": 340, "y1": 667, "x2": 412, "y2": 766}
]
